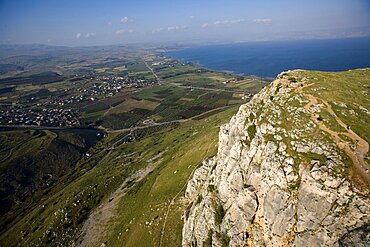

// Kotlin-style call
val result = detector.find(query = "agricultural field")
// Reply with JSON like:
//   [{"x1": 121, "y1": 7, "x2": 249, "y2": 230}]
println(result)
[
  {"x1": 76, "y1": 58, "x2": 269, "y2": 130},
  {"x1": 0, "y1": 71, "x2": 64, "y2": 86},
  {"x1": 0, "y1": 44, "x2": 271, "y2": 246},
  {"x1": 0, "y1": 45, "x2": 270, "y2": 131}
]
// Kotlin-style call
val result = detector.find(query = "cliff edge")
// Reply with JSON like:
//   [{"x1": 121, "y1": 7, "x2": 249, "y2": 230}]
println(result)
[{"x1": 182, "y1": 69, "x2": 370, "y2": 247}]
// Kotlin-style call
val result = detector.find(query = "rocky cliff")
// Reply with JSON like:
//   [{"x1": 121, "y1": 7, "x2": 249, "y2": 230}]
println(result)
[{"x1": 182, "y1": 70, "x2": 370, "y2": 247}]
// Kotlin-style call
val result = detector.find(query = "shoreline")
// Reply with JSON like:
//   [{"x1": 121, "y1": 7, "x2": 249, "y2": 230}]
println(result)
[{"x1": 164, "y1": 36, "x2": 370, "y2": 78}]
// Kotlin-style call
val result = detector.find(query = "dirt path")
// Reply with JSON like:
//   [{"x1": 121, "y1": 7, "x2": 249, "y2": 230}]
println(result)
[
  {"x1": 302, "y1": 91, "x2": 370, "y2": 184},
  {"x1": 80, "y1": 134, "x2": 216, "y2": 247},
  {"x1": 277, "y1": 77, "x2": 369, "y2": 184},
  {"x1": 80, "y1": 103, "x2": 229, "y2": 246},
  {"x1": 79, "y1": 154, "x2": 164, "y2": 247}
]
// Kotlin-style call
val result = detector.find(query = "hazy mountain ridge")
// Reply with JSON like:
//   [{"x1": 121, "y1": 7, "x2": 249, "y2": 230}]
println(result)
[{"x1": 182, "y1": 69, "x2": 370, "y2": 246}]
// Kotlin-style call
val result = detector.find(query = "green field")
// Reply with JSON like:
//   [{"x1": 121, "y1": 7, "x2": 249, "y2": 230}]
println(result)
[{"x1": 0, "y1": 47, "x2": 270, "y2": 246}]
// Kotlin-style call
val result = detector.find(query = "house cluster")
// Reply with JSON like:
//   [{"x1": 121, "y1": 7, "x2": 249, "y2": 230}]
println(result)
[
  {"x1": 152, "y1": 59, "x2": 188, "y2": 69},
  {"x1": 76, "y1": 75, "x2": 157, "y2": 99},
  {"x1": 241, "y1": 93, "x2": 254, "y2": 100},
  {"x1": 0, "y1": 106, "x2": 80, "y2": 127},
  {"x1": 43, "y1": 75, "x2": 157, "y2": 107},
  {"x1": 0, "y1": 73, "x2": 158, "y2": 127},
  {"x1": 98, "y1": 75, "x2": 157, "y2": 89},
  {"x1": 46, "y1": 95, "x2": 85, "y2": 107}
]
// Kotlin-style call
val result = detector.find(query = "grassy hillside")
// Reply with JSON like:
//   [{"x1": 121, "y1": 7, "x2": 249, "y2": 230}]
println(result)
[
  {"x1": 1, "y1": 68, "x2": 368, "y2": 246},
  {"x1": 0, "y1": 128, "x2": 103, "y2": 233},
  {"x1": 278, "y1": 69, "x2": 370, "y2": 186},
  {"x1": 292, "y1": 69, "x2": 370, "y2": 145},
  {"x1": 0, "y1": 106, "x2": 238, "y2": 246},
  {"x1": 102, "y1": 107, "x2": 238, "y2": 247}
]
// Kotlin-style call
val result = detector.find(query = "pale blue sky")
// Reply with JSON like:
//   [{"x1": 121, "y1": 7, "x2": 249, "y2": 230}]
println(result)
[{"x1": 0, "y1": 0, "x2": 369, "y2": 46}]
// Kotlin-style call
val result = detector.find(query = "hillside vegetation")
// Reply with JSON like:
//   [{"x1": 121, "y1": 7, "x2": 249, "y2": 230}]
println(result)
[
  {"x1": 1, "y1": 68, "x2": 368, "y2": 247},
  {"x1": 0, "y1": 106, "x2": 238, "y2": 246},
  {"x1": 0, "y1": 128, "x2": 103, "y2": 232}
]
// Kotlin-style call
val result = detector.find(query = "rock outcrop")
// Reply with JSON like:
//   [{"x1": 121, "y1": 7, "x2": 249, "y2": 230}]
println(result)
[{"x1": 182, "y1": 71, "x2": 370, "y2": 247}]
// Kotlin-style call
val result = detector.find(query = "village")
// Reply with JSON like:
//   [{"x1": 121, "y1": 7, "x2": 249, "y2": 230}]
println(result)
[
  {"x1": 45, "y1": 75, "x2": 158, "y2": 107},
  {"x1": 0, "y1": 106, "x2": 80, "y2": 127},
  {"x1": 0, "y1": 73, "x2": 159, "y2": 127}
]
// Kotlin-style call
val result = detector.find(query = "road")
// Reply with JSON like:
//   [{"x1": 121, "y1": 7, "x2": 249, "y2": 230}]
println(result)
[
  {"x1": 142, "y1": 57, "x2": 244, "y2": 94},
  {"x1": 0, "y1": 104, "x2": 235, "y2": 138},
  {"x1": 1, "y1": 58, "x2": 245, "y2": 133},
  {"x1": 167, "y1": 84, "x2": 244, "y2": 93},
  {"x1": 142, "y1": 58, "x2": 164, "y2": 84},
  {"x1": 107, "y1": 105, "x2": 232, "y2": 134}
]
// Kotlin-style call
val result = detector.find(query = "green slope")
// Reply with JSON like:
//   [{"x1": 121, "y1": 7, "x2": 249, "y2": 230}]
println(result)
[
  {"x1": 0, "y1": 128, "x2": 103, "y2": 236},
  {"x1": 0, "y1": 106, "x2": 238, "y2": 246}
]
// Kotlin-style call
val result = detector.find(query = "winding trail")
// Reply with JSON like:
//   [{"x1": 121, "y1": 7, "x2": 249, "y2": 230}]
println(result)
[
  {"x1": 297, "y1": 83, "x2": 370, "y2": 184},
  {"x1": 79, "y1": 155, "x2": 164, "y2": 247},
  {"x1": 80, "y1": 129, "x2": 218, "y2": 246}
]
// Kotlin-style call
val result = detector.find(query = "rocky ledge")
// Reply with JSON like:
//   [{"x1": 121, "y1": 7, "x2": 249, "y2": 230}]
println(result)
[{"x1": 182, "y1": 70, "x2": 370, "y2": 247}]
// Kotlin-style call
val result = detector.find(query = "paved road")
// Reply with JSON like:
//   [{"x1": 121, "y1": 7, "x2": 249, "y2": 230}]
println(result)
[
  {"x1": 142, "y1": 57, "x2": 244, "y2": 94},
  {"x1": 107, "y1": 105, "x2": 233, "y2": 133},
  {"x1": 142, "y1": 58, "x2": 164, "y2": 84},
  {"x1": 0, "y1": 105, "x2": 235, "y2": 136}
]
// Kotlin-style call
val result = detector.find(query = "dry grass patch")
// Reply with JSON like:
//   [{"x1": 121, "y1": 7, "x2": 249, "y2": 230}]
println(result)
[{"x1": 106, "y1": 98, "x2": 159, "y2": 115}]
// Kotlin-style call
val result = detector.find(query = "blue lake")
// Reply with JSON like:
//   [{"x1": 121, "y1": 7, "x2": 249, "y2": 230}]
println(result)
[{"x1": 167, "y1": 37, "x2": 370, "y2": 78}]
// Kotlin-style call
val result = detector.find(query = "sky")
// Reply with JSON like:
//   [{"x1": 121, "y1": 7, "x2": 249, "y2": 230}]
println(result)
[{"x1": 0, "y1": 0, "x2": 369, "y2": 46}]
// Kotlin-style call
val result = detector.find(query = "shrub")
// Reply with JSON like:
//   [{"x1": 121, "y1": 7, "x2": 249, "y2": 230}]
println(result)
[
  {"x1": 214, "y1": 204, "x2": 225, "y2": 225},
  {"x1": 247, "y1": 124, "x2": 257, "y2": 140}
]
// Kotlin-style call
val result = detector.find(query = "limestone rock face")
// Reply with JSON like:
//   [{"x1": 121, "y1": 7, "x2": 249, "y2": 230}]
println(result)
[{"x1": 182, "y1": 72, "x2": 370, "y2": 247}]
